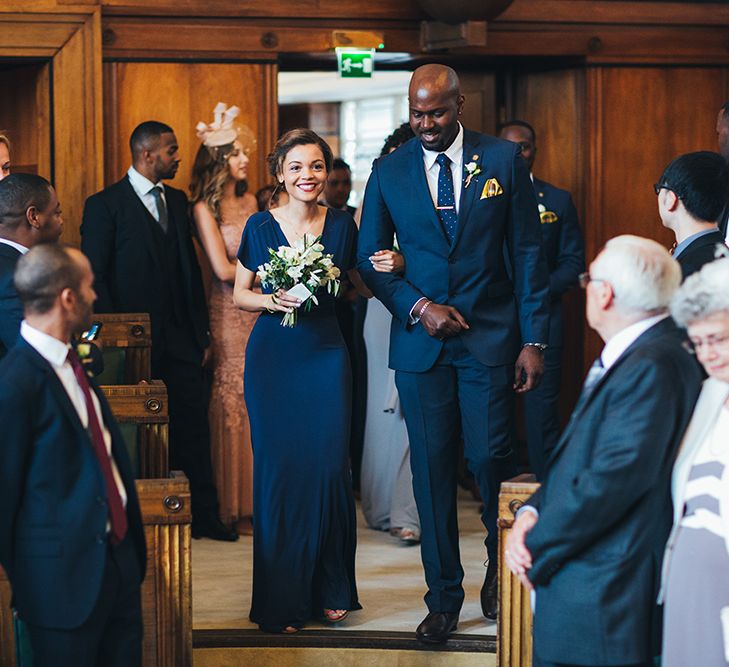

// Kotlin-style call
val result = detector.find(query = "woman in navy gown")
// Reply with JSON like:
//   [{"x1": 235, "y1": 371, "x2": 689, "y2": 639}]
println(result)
[{"x1": 233, "y1": 129, "x2": 360, "y2": 633}]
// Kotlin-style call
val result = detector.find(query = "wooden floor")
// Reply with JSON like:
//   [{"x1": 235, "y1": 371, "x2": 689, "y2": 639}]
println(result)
[{"x1": 191, "y1": 490, "x2": 497, "y2": 661}]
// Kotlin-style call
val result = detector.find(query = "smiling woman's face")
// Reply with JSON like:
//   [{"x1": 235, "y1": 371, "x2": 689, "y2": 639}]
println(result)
[
  {"x1": 278, "y1": 144, "x2": 327, "y2": 203},
  {"x1": 688, "y1": 310, "x2": 729, "y2": 383}
]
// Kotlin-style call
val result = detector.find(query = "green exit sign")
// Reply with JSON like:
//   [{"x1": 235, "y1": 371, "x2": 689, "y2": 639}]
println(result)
[{"x1": 336, "y1": 48, "x2": 375, "y2": 78}]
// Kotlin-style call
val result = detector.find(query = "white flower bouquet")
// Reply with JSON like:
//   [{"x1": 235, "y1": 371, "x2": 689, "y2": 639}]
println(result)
[{"x1": 257, "y1": 233, "x2": 341, "y2": 327}]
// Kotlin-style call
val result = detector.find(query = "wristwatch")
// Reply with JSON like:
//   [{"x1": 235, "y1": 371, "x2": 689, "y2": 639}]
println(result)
[{"x1": 523, "y1": 342, "x2": 548, "y2": 351}]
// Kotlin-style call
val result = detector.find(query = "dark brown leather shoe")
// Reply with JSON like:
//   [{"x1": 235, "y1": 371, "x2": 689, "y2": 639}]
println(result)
[
  {"x1": 480, "y1": 560, "x2": 498, "y2": 620},
  {"x1": 415, "y1": 612, "x2": 459, "y2": 644}
]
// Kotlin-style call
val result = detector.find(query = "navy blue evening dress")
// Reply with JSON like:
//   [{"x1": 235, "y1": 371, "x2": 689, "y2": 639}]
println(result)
[{"x1": 237, "y1": 208, "x2": 361, "y2": 632}]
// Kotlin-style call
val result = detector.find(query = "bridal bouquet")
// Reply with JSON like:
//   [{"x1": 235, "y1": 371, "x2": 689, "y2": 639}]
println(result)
[{"x1": 257, "y1": 233, "x2": 341, "y2": 327}]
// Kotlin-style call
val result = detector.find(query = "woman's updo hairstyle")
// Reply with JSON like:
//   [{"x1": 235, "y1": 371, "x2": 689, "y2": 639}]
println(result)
[{"x1": 267, "y1": 128, "x2": 333, "y2": 180}]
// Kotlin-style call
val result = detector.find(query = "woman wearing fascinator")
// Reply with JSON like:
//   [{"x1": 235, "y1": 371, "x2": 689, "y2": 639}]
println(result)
[{"x1": 190, "y1": 103, "x2": 259, "y2": 536}]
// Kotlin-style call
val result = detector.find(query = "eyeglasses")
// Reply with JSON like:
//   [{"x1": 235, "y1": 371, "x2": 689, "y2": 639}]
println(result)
[
  {"x1": 578, "y1": 272, "x2": 606, "y2": 289},
  {"x1": 653, "y1": 182, "x2": 674, "y2": 196},
  {"x1": 682, "y1": 332, "x2": 729, "y2": 355}
]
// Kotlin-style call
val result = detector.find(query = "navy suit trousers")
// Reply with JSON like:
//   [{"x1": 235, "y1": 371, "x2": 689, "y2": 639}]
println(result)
[
  {"x1": 395, "y1": 336, "x2": 516, "y2": 613},
  {"x1": 523, "y1": 345, "x2": 562, "y2": 480},
  {"x1": 25, "y1": 534, "x2": 142, "y2": 667}
]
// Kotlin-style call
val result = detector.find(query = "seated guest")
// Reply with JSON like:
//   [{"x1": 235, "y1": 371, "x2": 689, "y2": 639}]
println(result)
[
  {"x1": 0, "y1": 132, "x2": 10, "y2": 181},
  {"x1": 505, "y1": 235, "x2": 703, "y2": 667},
  {"x1": 0, "y1": 173, "x2": 63, "y2": 358},
  {"x1": 656, "y1": 151, "x2": 729, "y2": 279},
  {"x1": 662, "y1": 258, "x2": 729, "y2": 667},
  {"x1": 499, "y1": 120, "x2": 585, "y2": 480},
  {"x1": 0, "y1": 244, "x2": 146, "y2": 667}
]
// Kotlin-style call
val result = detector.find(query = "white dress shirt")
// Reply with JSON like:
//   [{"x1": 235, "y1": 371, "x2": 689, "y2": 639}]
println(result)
[
  {"x1": 20, "y1": 321, "x2": 127, "y2": 509},
  {"x1": 421, "y1": 122, "x2": 464, "y2": 215},
  {"x1": 599, "y1": 313, "x2": 668, "y2": 370},
  {"x1": 0, "y1": 238, "x2": 29, "y2": 254},
  {"x1": 408, "y1": 124, "x2": 465, "y2": 323},
  {"x1": 127, "y1": 165, "x2": 166, "y2": 222}
]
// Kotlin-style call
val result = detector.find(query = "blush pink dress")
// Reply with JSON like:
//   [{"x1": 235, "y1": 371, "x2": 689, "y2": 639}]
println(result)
[{"x1": 207, "y1": 193, "x2": 259, "y2": 529}]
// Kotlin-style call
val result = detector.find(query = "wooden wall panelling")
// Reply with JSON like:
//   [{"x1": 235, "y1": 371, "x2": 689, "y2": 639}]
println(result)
[
  {"x1": 95, "y1": 0, "x2": 729, "y2": 26},
  {"x1": 53, "y1": 9, "x2": 104, "y2": 248},
  {"x1": 0, "y1": 11, "x2": 103, "y2": 248},
  {"x1": 513, "y1": 68, "x2": 586, "y2": 419},
  {"x1": 103, "y1": 61, "x2": 278, "y2": 196},
  {"x1": 583, "y1": 65, "x2": 729, "y2": 365},
  {"x1": 460, "y1": 72, "x2": 497, "y2": 135},
  {"x1": 136, "y1": 473, "x2": 192, "y2": 667},
  {"x1": 0, "y1": 63, "x2": 51, "y2": 176}
]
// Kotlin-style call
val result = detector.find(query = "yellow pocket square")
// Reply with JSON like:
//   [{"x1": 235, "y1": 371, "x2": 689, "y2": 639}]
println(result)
[{"x1": 480, "y1": 178, "x2": 503, "y2": 199}]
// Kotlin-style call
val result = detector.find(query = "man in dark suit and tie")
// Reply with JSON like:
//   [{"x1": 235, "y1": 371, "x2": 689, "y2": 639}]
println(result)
[
  {"x1": 81, "y1": 121, "x2": 235, "y2": 541},
  {"x1": 656, "y1": 151, "x2": 729, "y2": 279},
  {"x1": 499, "y1": 120, "x2": 585, "y2": 480},
  {"x1": 0, "y1": 244, "x2": 147, "y2": 667},
  {"x1": 505, "y1": 235, "x2": 703, "y2": 667},
  {"x1": 0, "y1": 173, "x2": 64, "y2": 358},
  {"x1": 358, "y1": 64, "x2": 550, "y2": 642}
]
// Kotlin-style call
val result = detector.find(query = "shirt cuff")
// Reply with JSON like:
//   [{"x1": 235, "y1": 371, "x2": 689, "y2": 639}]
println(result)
[
  {"x1": 516, "y1": 505, "x2": 539, "y2": 520},
  {"x1": 409, "y1": 297, "x2": 429, "y2": 325}
]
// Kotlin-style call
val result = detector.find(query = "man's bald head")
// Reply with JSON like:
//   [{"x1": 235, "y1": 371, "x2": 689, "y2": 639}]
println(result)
[{"x1": 408, "y1": 65, "x2": 464, "y2": 152}]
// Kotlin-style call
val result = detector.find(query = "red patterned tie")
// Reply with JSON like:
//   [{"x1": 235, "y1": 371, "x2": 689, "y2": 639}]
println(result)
[{"x1": 67, "y1": 348, "x2": 128, "y2": 545}]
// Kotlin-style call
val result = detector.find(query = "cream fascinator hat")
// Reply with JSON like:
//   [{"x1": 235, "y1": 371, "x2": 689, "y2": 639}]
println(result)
[{"x1": 196, "y1": 102, "x2": 241, "y2": 147}]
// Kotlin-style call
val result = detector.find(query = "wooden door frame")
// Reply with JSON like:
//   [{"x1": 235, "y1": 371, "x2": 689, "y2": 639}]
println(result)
[{"x1": 0, "y1": 8, "x2": 103, "y2": 247}]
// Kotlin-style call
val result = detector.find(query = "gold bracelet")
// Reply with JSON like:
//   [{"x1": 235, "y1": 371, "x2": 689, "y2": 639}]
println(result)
[{"x1": 265, "y1": 294, "x2": 277, "y2": 313}]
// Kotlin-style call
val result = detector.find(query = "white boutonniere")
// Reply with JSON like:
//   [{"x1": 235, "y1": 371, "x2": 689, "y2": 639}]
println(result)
[{"x1": 464, "y1": 155, "x2": 482, "y2": 189}]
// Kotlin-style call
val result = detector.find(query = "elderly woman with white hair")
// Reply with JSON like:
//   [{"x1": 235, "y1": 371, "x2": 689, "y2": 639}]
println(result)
[{"x1": 662, "y1": 257, "x2": 729, "y2": 666}]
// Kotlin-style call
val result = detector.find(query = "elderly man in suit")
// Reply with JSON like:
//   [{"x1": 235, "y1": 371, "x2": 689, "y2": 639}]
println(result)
[
  {"x1": 499, "y1": 120, "x2": 585, "y2": 480},
  {"x1": 0, "y1": 173, "x2": 63, "y2": 358},
  {"x1": 0, "y1": 244, "x2": 147, "y2": 667},
  {"x1": 81, "y1": 121, "x2": 235, "y2": 541},
  {"x1": 656, "y1": 151, "x2": 729, "y2": 279},
  {"x1": 506, "y1": 235, "x2": 704, "y2": 667},
  {"x1": 358, "y1": 63, "x2": 550, "y2": 642}
]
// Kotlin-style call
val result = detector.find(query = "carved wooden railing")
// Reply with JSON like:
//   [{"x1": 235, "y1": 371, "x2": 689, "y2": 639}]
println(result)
[
  {"x1": 137, "y1": 473, "x2": 192, "y2": 667},
  {"x1": 94, "y1": 312, "x2": 152, "y2": 384},
  {"x1": 497, "y1": 474, "x2": 540, "y2": 667},
  {"x1": 102, "y1": 381, "x2": 169, "y2": 479}
]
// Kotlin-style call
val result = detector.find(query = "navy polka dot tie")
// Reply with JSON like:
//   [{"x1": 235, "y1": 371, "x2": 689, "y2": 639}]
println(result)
[{"x1": 435, "y1": 153, "x2": 458, "y2": 243}]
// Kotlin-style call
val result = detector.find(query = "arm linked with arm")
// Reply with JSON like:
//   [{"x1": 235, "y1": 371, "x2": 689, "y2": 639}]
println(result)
[{"x1": 356, "y1": 162, "x2": 425, "y2": 327}]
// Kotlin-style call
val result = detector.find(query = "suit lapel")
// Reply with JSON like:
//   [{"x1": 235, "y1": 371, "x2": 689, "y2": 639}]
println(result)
[
  {"x1": 18, "y1": 340, "x2": 91, "y2": 442},
  {"x1": 451, "y1": 131, "x2": 483, "y2": 251},
  {"x1": 410, "y1": 140, "x2": 450, "y2": 246}
]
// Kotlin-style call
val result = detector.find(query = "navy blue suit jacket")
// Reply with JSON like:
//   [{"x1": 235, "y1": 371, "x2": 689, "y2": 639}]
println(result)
[
  {"x1": 532, "y1": 177, "x2": 585, "y2": 346},
  {"x1": 0, "y1": 243, "x2": 23, "y2": 359},
  {"x1": 0, "y1": 339, "x2": 146, "y2": 629},
  {"x1": 524, "y1": 319, "x2": 702, "y2": 665},
  {"x1": 357, "y1": 130, "x2": 550, "y2": 372}
]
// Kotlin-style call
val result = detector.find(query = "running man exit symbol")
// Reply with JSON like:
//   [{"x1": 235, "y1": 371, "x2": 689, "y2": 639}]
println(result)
[{"x1": 336, "y1": 48, "x2": 375, "y2": 78}]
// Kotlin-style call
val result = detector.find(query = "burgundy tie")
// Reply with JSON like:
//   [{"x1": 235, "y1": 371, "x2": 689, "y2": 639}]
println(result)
[{"x1": 67, "y1": 348, "x2": 128, "y2": 545}]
